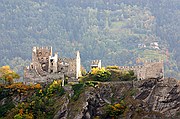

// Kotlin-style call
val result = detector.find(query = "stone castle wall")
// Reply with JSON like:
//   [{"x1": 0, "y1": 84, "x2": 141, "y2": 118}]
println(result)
[
  {"x1": 119, "y1": 61, "x2": 164, "y2": 80},
  {"x1": 58, "y1": 58, "x2": 76, "y2": 77},
  {"x1": 24, "y1": 47, "x2": 81, "y2": 84},
  {"x1": 32, "y1": 46, "x2": 52, "y2": 73},
  {"x1": 144, "y1": 61, "x2": 164, "y2": 79},
  {"x1": 24, "y1": 46, "x2": 163, "y2": 84}
]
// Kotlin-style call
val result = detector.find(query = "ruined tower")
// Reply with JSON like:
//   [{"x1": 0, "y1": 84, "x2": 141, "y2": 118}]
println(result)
[
  {"x1": 76, "y1": 51, "x2": 81, "y2": 79},
  {"x1": 24, "y1": 47, "x2": 82, "y2": 84},
  {"x1": 91, "y1": 60, "x2": 102, "y2": 70},
  {"x1": 143, "y1": 60, "x2": 164, "y2": 79},
  {"x1": 48, "y1": 53, "x2": 58, "y2": 73},
  {"x1": 31, "y1": 46, "x2": 52, "y2": 75}
]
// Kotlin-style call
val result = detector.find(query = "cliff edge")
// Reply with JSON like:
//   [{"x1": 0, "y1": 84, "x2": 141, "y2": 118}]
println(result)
[{"x1": 58, "y1": 78, "x2": 180, "y2": 119}]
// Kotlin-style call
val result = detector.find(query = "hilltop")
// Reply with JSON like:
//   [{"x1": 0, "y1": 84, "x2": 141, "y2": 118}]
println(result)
[{"x1": 0, "y1": 77, "x2": 180, "y2": 119}]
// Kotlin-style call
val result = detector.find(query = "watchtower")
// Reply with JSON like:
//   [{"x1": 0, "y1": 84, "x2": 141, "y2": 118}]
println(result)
[
  {"x1": 32, "y1": 46, "x2": 52, "y2": 72},
  {"x1": 91, "y1": 60, "x2": 102, "y2": 70}
]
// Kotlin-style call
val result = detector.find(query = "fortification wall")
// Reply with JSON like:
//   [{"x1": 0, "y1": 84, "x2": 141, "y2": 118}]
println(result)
[
  {"x1": 119, "y1": 65, "x2": 143, "y2": 71},
  {"x1": 58, "y1": 58, "x2": 76, "y2": 77},
  {"x1": 118, "y1": 60, "x2": 164, "y2": 80},
  {"x1": 144, "y1": 61, "x2": 164, "y2": 79}
]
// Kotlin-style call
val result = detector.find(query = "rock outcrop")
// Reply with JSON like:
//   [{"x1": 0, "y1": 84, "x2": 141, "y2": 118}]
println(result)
[
  {"x1": 53, "y1": 78, "x2": 180, "y2": 119},
  {"x1": 1, "y1": 78, "x2": 179, "y2": 119},
  {"x1": 134, "y1": 78, "x2": 180, "y2": 117}
]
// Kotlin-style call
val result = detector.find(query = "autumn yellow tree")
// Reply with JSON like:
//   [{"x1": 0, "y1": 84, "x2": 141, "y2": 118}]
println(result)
[
  {"x1": 91, "y1": 67, "x2": 111, "y2": 82},
  {"x1": 0, "y1": 65, "x2": 20, "y2": 84}
]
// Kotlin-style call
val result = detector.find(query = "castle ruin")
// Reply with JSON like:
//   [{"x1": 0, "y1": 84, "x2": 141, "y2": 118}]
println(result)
[
  {"x1": 91, "y1": 60, "x2": 102, "y2": 69},
  {"x1": 24, "y1": 46, "x2": 81, "y2": 84},
  {"x1": 24, "y1": 46, "x2": 164, "y2": 84},
  {"x1": 119, "y1": 60, "x2": 164, "y2": 80}
]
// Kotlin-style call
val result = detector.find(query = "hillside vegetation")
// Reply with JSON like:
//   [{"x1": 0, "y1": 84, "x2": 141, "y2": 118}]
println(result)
[
  {"x1": 0, "y1": 0, "x2": 179, "y2": 78},
  {"x1": 0, "y1": 65, "x2": 180, "y2": 118},
  {"x1": 0, "y1": 78, "x2": 180, "y2": 119}
]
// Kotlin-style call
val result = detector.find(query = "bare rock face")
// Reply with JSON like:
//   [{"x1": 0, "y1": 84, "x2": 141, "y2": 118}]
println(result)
[
  {"x1": 54, "y1": 78, "x2": 180, "y2": 119},
  {"x1": 134, "y1": 78, "x2": 180, "y2": 117}
]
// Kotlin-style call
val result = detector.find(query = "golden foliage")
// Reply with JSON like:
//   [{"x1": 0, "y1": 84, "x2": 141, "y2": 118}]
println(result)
[
  {"x1": 0, "y1": 65, "x2": 20, "y2": 84},
  {"x1": 92, "y1": 67, "x2": 109, "y2": 74},
  {"x1": 34, "y1": 84, "x2": 42, "y2": 89},
  {"x1": 106, "y1": 101, "x2": 127, "y2": 117},
  {"x1": 4, "y1": 83, "x2": 42, "y2": 94},
  {"x1": 19, "y1": 109, "x2": 23, "y2": 115},
  {"x1": 91, "y1": 67, "x2": 100, "y2": 75}
]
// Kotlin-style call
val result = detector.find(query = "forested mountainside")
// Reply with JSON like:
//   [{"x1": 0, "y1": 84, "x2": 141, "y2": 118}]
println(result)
[{"x1": 0, "y1": 0, "x2": 179, "y2": 78}]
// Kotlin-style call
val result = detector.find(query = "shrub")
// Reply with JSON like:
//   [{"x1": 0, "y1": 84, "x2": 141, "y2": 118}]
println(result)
[
  {"x1": 91, "y1": 67, "x2": 111, "y2": 82},
  {"x1": 106, "y1": 66, "x2": 119, "y2": 70},
  {"x1": 119, "y1": 70, "x2": 137, "y2": 81},
  {"x1": 14, "y1": 112, "x2": 33, "y2": 119},
  {"x1": 85, "y1": 81, "x2": 98, "y2": 87},
  {"x1": 47, "y1": 80, "x2": 63, "y2": 96},
  {"x1": 14, "y1": 114, "x2": 23, "y2": 119},
  {"x1": 106, "y1": 100, "x2": 126, "y2": 118},
  {"x1": 72, "y1": 83, "x2": 84, "y2": 101},
  {"x1": 0, "y1": 99, "x2": 15, "y2": 117}
]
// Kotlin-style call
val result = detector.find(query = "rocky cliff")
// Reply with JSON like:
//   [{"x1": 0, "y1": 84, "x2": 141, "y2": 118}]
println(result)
[
  {"x1": 1, "y1": 78, "x2": 180, "y2": 119},
  {"x1": 54, "y1": 78, "x2": 180, "y2": 119}
]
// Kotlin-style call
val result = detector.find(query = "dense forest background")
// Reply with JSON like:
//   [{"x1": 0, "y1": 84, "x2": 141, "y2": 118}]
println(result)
[{"x1": 0, "y1": 0, "x2": 179, "y2": 79}]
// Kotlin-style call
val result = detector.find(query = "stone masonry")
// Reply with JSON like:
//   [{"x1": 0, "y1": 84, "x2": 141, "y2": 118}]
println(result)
[
  {"x1": 24, "y1": 46, "x2": 81, "y2": 84},
  {"x1": 119, "y1": 60, "x2": 164, "y2": 80}
]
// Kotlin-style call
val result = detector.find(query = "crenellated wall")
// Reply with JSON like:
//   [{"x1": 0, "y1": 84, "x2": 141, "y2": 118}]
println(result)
[{"x1": 119, "y1": 60, "x2": 164, "y2": 80}]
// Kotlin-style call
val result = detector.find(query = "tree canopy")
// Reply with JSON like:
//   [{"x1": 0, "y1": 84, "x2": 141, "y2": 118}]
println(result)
[
  {"x1": 0, "y1": 66, "x2": 20, "y2": 84},
  {"x1": 0, "y1": 0, "x2": 179, "y2": 79}
]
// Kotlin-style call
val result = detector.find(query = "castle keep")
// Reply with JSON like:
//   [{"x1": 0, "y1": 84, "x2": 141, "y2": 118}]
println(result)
[{"x1": 24, "y1": 47, "x2": 81, "y2": 84}]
